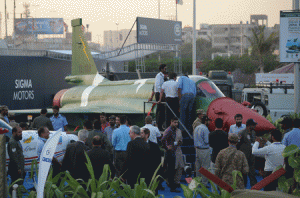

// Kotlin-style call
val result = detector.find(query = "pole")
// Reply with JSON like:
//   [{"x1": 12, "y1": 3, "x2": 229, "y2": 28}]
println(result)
[
  {"x1": 192, "y1": 0, "x2": 196, "y2": 75},
  {"x1": 5, "y1": 0, "x2": 7, "y2": 38},
  {"x1": 14, "y1": 0, "x2": 16, "y2": 35},
  {"x1": 294, "y1": 0, "x2": 300, "y2": 114},
  {"x1": 158, "y1": 0, "x2": 160, "y2": 19},
  {"x1": 176, "y1": 2, "x2": 177, "y2": 21}
]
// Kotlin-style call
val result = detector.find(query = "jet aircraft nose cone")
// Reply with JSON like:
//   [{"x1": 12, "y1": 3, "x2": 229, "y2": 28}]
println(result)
[{"x1": 207, "y1": 97, "x2": 276, "y2": 135}]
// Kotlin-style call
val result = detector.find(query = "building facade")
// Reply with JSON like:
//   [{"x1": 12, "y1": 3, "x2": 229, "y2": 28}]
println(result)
[
  {"x1": 103, "y1": 29, "x2": 137, "y2": 50},
  {"x1": 181, "y1": 24, "x2": 212, "y2": 44}
]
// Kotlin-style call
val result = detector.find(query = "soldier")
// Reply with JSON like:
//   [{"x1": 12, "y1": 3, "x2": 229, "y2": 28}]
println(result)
[
  {"x1": 192, "y1": 109, "x2": 206, "y2": 131},
  {"x1": 7, "y1": 126, "x2": 25, "y2": 186},
  {"x1": 215, "y1": 134, "x2": 249, "y2": 189}
]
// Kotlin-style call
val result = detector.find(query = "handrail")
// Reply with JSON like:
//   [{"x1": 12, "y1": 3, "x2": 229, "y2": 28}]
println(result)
[{"x1": 144, "y1": 101, "x2": 193, "y2": 139}]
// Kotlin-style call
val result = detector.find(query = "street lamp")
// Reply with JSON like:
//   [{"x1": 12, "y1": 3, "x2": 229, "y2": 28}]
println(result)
[{"x1": 116, "y1": 22, "x2": 119, "y2": 49}]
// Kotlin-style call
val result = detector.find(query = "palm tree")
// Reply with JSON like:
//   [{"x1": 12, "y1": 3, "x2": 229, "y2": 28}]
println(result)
[{"x1": 248, "y1": 25, "x2": 279, "y2": 73}]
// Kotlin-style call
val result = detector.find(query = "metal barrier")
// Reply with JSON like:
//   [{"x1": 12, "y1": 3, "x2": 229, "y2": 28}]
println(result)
[{"x1": 143, "y1": 101, "x2": 193, "y2": 139}]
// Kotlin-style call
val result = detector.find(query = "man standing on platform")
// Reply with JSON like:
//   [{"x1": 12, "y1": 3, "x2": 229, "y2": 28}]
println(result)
[
  {"x1": 158, "y1": 72, "x2": 179, "y2": 127},
  {"x1": 178, "y1": 75, "x2": 196, "y2": 132},
  {"x1": 0, "y1": 105, "x2": 9, "y2": 123},
  {"x1": 149, "y1": 64, "x2": 167, "y2": 131}
]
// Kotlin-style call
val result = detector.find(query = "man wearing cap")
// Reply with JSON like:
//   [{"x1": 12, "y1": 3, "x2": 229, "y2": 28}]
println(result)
[
  {"x1": 215, "y1": 134, "x2": 249, "y2": 189},
  {"x1": 229, "y1": 114, "x2": 246, "y2": 135},
  {"x1": 238, "y1": 118, "x2": 257, "y2": 188},
  {"x1": 194, "y1": 115, "x2": 211, "y2": 186},
  {"x1": 178, "y1": 75, "x2": 196, "y2": 132},
  {"x1": 31, "y1": 108, "x2": 54, "y2": 130},
  {"x1": 192, "y1": 109, "x2": 206, "y2": 131},
  {"x1": 0, "y1": 105, "x2": 9, "y2": 123}
]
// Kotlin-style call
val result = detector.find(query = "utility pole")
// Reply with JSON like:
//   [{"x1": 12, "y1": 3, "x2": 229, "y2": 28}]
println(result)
[
  {"x1": 293, "y1": 0, "x2": 300, "y2": 114},
  {"x1": 5, "y1": 0, "x2": 7, "y2": 38},
  {"x1": 14, "y1": 0, "x2": 16, "y2": 36},
  {"x1": 192, "y1": 0, "x2": 196, "y2": 75}
]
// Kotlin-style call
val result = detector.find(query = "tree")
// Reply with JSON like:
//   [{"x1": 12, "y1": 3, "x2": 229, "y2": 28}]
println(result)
[{"x1": 247, "y1": 25, "x2": 279, "y2": 73}]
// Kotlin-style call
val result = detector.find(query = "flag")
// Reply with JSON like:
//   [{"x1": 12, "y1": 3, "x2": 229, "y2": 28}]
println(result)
[
  {"x1": 176, "y1": 0, "x2": 183, "y2": 5},
  {"x1": 37, "y1": 131, "x2": 62, "y2": 197}
]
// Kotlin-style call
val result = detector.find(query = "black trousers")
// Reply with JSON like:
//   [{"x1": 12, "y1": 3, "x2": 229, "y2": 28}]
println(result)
[
  {"x1": 165, "y1": 150, "x2": 176, "y2": 190},
  {"x1": 165, "y1": 97, "x2": 179, "y2": 127},
  {"x1": 243, "y1": 159, "x2": 257, "y2": 187},
  {"x1": 114, "y1": 151, "x2": 127, "y2": 178},
  {"x1": 155, "y1": 92, "x2": 165, "y2": 131},
  {"x1": 263, "y1": 171, "x2": 278, "y2": 191}
]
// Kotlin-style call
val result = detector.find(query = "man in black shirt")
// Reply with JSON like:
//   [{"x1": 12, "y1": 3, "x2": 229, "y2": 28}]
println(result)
[{"x1": 209, "y1": 118, "x2": 228, "y2": 171}]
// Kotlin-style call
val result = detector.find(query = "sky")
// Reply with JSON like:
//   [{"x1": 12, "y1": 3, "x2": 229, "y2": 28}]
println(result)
[{"x1": 0, "y1": 0, "x2": 292, "y2": 43}]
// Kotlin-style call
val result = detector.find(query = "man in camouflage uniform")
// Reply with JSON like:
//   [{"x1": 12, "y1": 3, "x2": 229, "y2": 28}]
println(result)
[
  {"x1": 192, "y1": 109, "x2": 206, "y2": 131},
  {"x1": 7, "y1": 126, "x2": 25, "y2": 186},
  {"x1": 215, "y1": 134, "x2": 249, "y2": 189}
]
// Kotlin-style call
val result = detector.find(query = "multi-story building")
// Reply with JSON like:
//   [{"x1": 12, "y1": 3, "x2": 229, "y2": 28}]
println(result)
[
  {"x1": 181, "y1": 24, "x2": 212, "y2": 44},
  {"x1": 211, "y1": 15, "x2": 273, "y2": 55},
  {"x1": 103, "y1": 29, "x2": 137, "y2": 50}
]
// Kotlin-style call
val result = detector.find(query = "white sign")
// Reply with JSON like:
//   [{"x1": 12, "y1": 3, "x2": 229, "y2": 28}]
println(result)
[
  {"x1": 37, "y1": 131, "x2": 61, "y2": 197},
  {"x1": 280, "y1": 11, "x2": 300, "y2": 62},
  {"x1": 256, "y1": 73, "x2": 294, "y2": 84}
]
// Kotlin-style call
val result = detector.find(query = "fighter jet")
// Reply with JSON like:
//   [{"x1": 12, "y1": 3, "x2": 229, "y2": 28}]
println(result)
[{"x1": 10, "y1": 18, "x2": 275, "y2": 134}]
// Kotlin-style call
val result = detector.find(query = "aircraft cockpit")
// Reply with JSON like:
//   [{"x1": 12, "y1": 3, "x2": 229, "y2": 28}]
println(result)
[{"x1": 196, "y1": 79, "x2": 225, "y2": 99}]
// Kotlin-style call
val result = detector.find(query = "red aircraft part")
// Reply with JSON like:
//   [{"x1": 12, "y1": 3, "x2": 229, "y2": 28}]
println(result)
[
  {"x1": 0, "y1": 128, "x2": 9, "y2": 134},
  {"x1": 251, "y1": 168, "x2": 286, "y2": 190},
  {"x1": 207, "y1": 97, "x2": 276, "y2": 134},
  {"x1": 53, "y1": 89, "x2": 69, "y2": 108}
]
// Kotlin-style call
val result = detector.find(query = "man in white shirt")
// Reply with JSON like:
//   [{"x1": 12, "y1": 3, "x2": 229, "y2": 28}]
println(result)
[
  {"x1": 150, "y1": 64, "x2": 167, "y2": 131},
  {"x1": 229, "y1": 114, "x2": 246, "y2": 135},
  {"x1": 142, "y1": 115, "x2": 161, "y2": 143},
  {"x1": 252, "y1": 129, "x2": 285, "y2": 191},
  {"x1": 158, "y1": 72, "x2": 179, "y2": 127}
]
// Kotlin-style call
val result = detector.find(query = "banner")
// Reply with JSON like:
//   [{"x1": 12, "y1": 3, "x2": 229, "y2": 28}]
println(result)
[
  {"x1": 15, "y1": 18, "x2": 64, "y2": 35},
  {"x1": 36, "y1": 130, "x2": 62, "y2": 197},
  {"x1": 136, "y1": 17, "x2": 182, "y2": 45},
  {"x1": 280, "y1": 11, "x2": 300, "y2": 62}
]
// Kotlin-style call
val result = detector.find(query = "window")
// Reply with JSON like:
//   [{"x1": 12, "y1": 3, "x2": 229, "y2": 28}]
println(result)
[{"x1": 246, "y1": 93, "x2": 262, "y2": 103}]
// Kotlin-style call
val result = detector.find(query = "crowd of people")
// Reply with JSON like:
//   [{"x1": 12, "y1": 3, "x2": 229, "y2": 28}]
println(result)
[{"x1": 2, "y1": 64, "x2": 300, "y2": 194}]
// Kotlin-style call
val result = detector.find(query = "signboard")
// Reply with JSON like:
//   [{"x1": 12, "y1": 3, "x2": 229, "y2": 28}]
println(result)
[
  {"x1": 280, "y1": 11, "x2": 300, "y2": 62},
  {"x1": 15, "y1": 18, "x2": 64, "y2": 35},
  {"x1": 256, "y1": 73, "x2": 294, "y2": 84},
  {"x1": 136, "y1": 17, "x2": 182, "y2": 44}
]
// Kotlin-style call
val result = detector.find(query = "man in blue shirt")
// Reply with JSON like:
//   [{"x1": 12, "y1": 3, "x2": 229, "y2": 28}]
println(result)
[
  {"x1": 104, "y1": 115, "x2": 116, "y2": 143},
  {"x1": 283, "y1": 118, "x2": 300, "y2": 148},
  {"x1": 194, "y1": 115, "x2": 211, "y2": 186},
  {"x1": 0, "y1": 105, "x2": 9, "y2": 123},
  {"x1": 177, "y1": 75, "x2": 196, "y2": 132},
  {"x1": 112, "y1": 115, "x2": 131, "y2": 177},
  {"x1": 50, "y1": 106, "x2": 68, "y2": 132},
  {"x1": 37, "y1": 127, "x2": 50, "y2": 159}
]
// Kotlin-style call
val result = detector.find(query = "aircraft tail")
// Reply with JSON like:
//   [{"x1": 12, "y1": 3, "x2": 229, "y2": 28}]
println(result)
[{"x1": 65, "y1": 18, "x2": 107, "y2": 85}]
